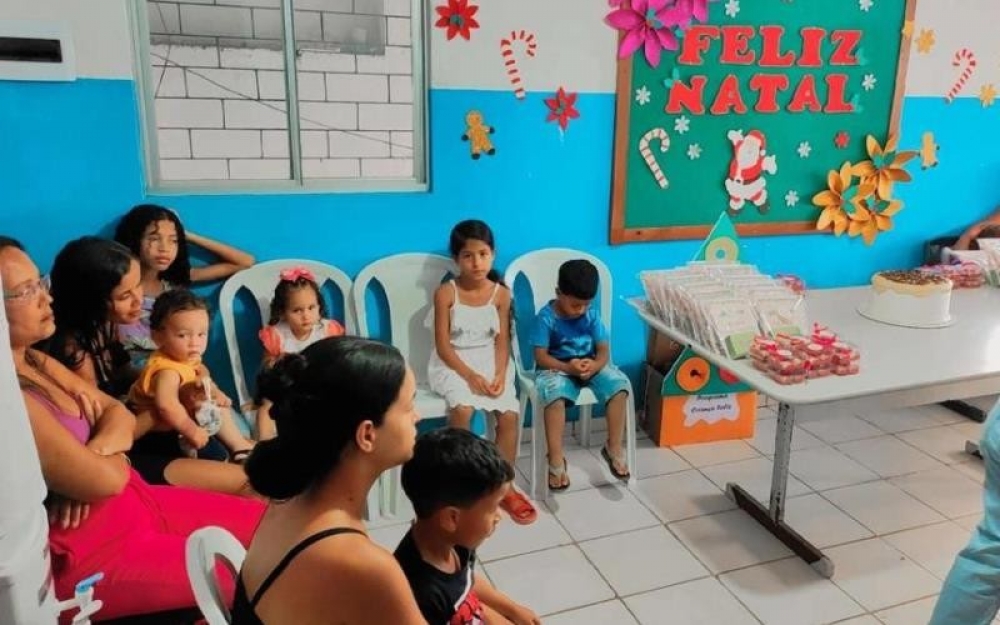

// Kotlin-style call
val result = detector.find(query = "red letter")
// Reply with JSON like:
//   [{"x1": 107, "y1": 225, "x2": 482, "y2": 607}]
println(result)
[
  {"x1": 720, "y1": 26, "x2": 756, "y2": 65},
  {"x1": 787, "y1": 74, "x2": 822, "y2": 112},
  {"x1": 666, "y1": 76, "x2": 707, "y2": 114},
  {"x1": 678, "y1": 25, "x2": 720, "y2": 65},
  {"x1": 749, "y1": 74, "x2": 789, "y2": 113},
  {"x1": 710, "y1": 75, "x2": 749, "y2": 115},
  {"x1": 758, "y1": 25, "x2": 795, "y2": 67},
  {"x1": 830, "y1": 30, "x2": 862, "y2": 65},
  {"x1": 798, "y1": 27, "x2": 826, "y2": 67},
  {"x1": 824, "y1": 74, "x2": 853, "y2": 112}
]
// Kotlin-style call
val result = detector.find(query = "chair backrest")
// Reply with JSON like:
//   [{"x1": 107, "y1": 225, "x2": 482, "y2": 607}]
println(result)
[
  {"x1": 185, "y1": 526, "x2": 246, "y2": 625},
  {"x1": 218, "y1": 259, "x2": 355, "y2": 411},
  {"x1": 352, "y1": 253, "x2": 455, "y2": 385},
  {"x1": 503, "y1": 248, "x2": 614, "y2": 372}
]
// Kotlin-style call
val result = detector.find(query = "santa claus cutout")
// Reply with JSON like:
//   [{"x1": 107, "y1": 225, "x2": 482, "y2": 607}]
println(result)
[{"x1": 724, "y1": 129, "x2": 778, "y2": 216}]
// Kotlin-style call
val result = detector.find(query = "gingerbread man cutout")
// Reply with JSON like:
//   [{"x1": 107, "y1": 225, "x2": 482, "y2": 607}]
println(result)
[{"x1": 462, "y1": 110, "x2": 496, "y2": 159}]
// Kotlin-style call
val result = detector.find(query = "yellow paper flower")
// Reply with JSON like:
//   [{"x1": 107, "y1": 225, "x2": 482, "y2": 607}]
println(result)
[
  {"x1": 849, "y1": 198, "x2": 903, "y2": 245},
  {"x1": 851, "y1": 135, "x2": 917, "y2": 199},
  {"x1": 813, "y1": 162, "x2": 875, "y2": 236}
]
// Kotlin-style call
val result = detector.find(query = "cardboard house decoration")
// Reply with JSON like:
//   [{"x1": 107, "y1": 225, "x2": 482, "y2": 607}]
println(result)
[{"x1": 644, "y1": 346, "x2": 757, "y2": 446}]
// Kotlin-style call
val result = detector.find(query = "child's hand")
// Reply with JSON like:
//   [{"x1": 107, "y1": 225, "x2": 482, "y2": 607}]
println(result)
[
  {"x1": 489, "y1": 374, "x2": 505, "y2": 397},
  {"x1": 214, "y1": 389, "x2": 233, "y2": 408},
  {"x1": 47, "y1": 494, "x2": 90, "y2": 530},
  {"x1": 507, "y1": 604, "x2": 541, "y2": 625},
  {"x1": 578, "y1": 358, "x2": 597, "y2": 380},
  {"x1": 567, "y1": 359, "x2": 588, "y2": 377},
  {"x1": 466, "y1": 373, "x2": 493, "y2": 397},
  {"x1": 186, "y1": 428, "x2": 210, "y2": 450}
]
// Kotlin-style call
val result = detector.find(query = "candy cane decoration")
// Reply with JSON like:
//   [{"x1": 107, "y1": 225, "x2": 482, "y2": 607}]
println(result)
[
  {"x1": 500, "y1": 30, "x2": 537, "y2": 100},
  {"x1": 639, "y1": 128, "x2": 670, "y2": 189},
  {"x1": 945, "y1": 48, "x2": 977, "y2": 103}
]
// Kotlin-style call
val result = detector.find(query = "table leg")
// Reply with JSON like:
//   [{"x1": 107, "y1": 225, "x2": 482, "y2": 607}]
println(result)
[
  {"x1": 726, "y1": 401, "x2": 834, "y2": 578},
  {"x1": 940, "y1": 400, "x2": 987, "y2": 423}
]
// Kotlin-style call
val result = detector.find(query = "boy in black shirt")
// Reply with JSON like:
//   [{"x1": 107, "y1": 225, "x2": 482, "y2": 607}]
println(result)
[{"x1": 395, "y1": 428, "x2": 540, "y2": 625}]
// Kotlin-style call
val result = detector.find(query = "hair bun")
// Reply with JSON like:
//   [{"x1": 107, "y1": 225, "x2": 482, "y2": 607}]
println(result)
[{"x1": 257, "y1": 352, "x2": 308, "y2": 415}]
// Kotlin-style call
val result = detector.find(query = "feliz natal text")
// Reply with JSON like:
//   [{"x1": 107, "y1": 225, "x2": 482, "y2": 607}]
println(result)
[{"x1": 665, "y1": 25, "x2": 863, "y2": 115}]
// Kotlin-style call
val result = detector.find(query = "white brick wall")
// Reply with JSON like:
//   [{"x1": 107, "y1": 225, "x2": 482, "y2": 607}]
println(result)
[{"x1": 147, "y1": 0, "x2": 418, "y2": 183}]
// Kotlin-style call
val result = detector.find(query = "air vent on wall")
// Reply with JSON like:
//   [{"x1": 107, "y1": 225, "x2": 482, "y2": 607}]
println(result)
[{"x1": 0, "y1": 21, "x2": 75, "y2": 81}]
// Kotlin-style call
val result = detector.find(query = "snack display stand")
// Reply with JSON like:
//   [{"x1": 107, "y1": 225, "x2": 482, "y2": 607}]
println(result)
[{"x1": 629, "y1": 285, "x2": 1000, "y2": 577}]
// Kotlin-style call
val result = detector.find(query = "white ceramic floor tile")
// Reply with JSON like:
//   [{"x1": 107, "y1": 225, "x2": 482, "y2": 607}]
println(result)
[
  {"x1": 633, "y1": 469, "x2": 736, "y2": 523},
  {"x1": 827, "y1": 539, "x2": 941, "y2": 611},
  {"x1": 882, "y1": 521, "x2": 971, "y2": 579},
  {"x1": 833, "y1": 617, "x2": 881, "y2": 625},
  {"x1": 481, "y1": 545, "x2": 614, "y2": 616},
  {"x1": 625, "y1": 577, "x2": 759, "y2": 625},
  {"x1": 955, "y1": 513, "x2": 982, "y2": 532},
  {"x1": 789, "y1": 446, "x2": 880, "y2": 491},
  {"x1": 515, "y1": 447, "x2": 616, "y2": 494},
  {"x1": 542, "y1": 600, "x2": 639, "y2": 625},
  {"x1": 671, "y1": 439, "x2": 761, "y2": 468},
  {"x1": 580, "y1": 526, "x2": 709, "y2": 596},
  {"x1": 794, "y1": 404, "x2": 860, "y2": 423},
  {"x1": 670, "y1": 509, "x2": 793, "y2": 574},
  {"x1": 950, "y1": 420, "x2": 985, "y2": 440},
  {"x1": 890, "y1": 466, "x2": 985, "y2": 519},
  {"x1": 920, "y1": 402, "x2": 975, "y2": 426},
  {"x1": 477, "y1": 503, "x2": 572, "y2": 562},
  {"x1": 748, "y1": 417, "x2": 826, "y2": 456},
  {"x1": 953, "y1": 459, "x2": 986, "y2": 483},
  {"x1": 720, "y1": 558, "x2": 864, "y2": 625},
  {"x1": 856, "y1": 406, "x2": 953, "y2": 434},
  {"x1": 613, "y1": 437, "x2": 691, "y2": 480},
  {"x1": 835, "y1": 436, "x2": 943, "y2": 478},
  {"x1": 822, "y1": 481, "x2": 945, "y2": 534},
  {"x1": 873, "y1": 596, "x2": 938, "y2": 624},
  {"x1": 798, "y1": 415, "x2": 885, "y2": 445},
  {"x1": 366, "y1": 521, "x2": 410, "y2": 551},
  {"x1": 897, "y1": 425, "x2": 977, "y2": 465},
  {"x1": 701, "y1": 456, "x2": 812, "y2": 503},
  {"x1": 548, "y1": 484, "x2": 659, "y2": 542},
  {"x1": 784, "y1": 493, "x2": 874, "y2": 549}
]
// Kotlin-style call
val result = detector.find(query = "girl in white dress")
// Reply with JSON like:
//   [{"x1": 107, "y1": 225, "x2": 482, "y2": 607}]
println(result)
[{"x1": 429, "y1": 220, "x2": 537, "y2": 525}]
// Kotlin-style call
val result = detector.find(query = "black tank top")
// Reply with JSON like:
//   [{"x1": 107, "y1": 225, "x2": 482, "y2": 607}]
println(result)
[{"x1": 231, "y1": 527, "x2": 366, "y2": 625}]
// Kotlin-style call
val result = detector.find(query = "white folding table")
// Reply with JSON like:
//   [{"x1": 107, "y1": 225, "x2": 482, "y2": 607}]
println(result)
[{"x1": 629, "y1": 286, "x2": 1000, "y2": 577}]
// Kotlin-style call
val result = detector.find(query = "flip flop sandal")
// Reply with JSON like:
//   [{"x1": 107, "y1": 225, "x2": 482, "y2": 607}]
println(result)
[
  {"x1": 601, "y1": 445, "x2": 631, "y2": 481},
  {"x1": 500, "y1": 489, "x2": 538, "y2": 525},
  {"x1": 548, "y1": 458, "x2": 571, "y2": 492}
]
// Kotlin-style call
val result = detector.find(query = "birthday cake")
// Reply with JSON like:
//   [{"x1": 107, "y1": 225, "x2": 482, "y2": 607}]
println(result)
[{"x1": 861, "y1": 270, "x2": 953, "y2": 328}]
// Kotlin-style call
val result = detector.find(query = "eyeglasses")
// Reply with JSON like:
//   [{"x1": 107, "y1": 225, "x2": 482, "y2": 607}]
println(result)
[{"x1": 2, "y1": 275, "x2": 51, "y2": 304}]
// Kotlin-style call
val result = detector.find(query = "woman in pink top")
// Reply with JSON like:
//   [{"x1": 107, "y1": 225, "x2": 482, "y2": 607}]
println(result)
[{"x1": 0, "y1": 236, "x2": 264, "y2": 622}]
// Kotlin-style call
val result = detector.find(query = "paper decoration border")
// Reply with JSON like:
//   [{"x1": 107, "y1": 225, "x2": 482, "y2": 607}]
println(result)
[{"x1": 608, "y1": 0, "x2": 917, "y2": 244}]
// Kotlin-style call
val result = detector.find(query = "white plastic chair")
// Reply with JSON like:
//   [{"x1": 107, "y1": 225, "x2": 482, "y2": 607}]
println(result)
[
  {"x1": 185, "y1": 526, "x2": 245, "y2": 625},
  {"x1": 217, "y1": 259, "x2": 378, "y2": 518},
  {"x1": 353, "y1": 253, "x2": 454, "y2": 516},
  {"x1": 504, "y1": 248, "x2": 638, "y2": 501}
]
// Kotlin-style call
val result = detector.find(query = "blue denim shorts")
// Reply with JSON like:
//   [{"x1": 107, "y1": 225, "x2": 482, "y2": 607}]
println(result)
[{"x1": 535, "y1": 366, "x2": 630, "y2": 408}]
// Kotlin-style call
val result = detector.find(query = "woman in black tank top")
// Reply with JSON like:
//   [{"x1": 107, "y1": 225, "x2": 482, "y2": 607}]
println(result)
[{"x1": 234, "y1": 337, "x2": 426, "y2": 624}]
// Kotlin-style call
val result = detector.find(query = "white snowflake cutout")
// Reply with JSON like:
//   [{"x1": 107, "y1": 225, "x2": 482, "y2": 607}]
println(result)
[
  {"x1": 785, "y1": 190, "x2": 800, "y2": 207},
  {"x1": 796, "y1": 141, "x2": 812, "y2": 158},
  {"x1": 859, "y1": 0, "x2": 874, "y2": 11},
  {"x1": 687, "y1": 143, "x2": 702, "y2": 160},
  {"x1": 724, "y1": 0, "x2": 741, "y2": 18},
  {"x1": 674, "y1": 115, "x2": 691, "y2": 134},
  {"x1": 635, "y1": 85, "x2": 651, "y2": 106},
  {"x1": 862, "y1": 74, "x2": 877, "y2": 91}
]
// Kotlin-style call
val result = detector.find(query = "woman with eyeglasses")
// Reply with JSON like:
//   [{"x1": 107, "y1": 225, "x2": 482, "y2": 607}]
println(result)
[
  {"x1": 0, "y1": 236, "x2": 264, "y2": 621},
  {"x1": 45, "y1": 236, "x2": 257, "y2": 496}
]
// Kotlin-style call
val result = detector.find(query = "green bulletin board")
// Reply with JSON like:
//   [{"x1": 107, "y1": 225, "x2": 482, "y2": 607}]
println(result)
[{"x1": 609, "y1": 0, "x2": 916, "y2": 243}]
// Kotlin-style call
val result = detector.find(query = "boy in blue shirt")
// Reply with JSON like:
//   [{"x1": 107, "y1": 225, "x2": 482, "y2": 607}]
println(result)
[{"x1": 531, "y1": 259, "x2": 630, "y2": 491}]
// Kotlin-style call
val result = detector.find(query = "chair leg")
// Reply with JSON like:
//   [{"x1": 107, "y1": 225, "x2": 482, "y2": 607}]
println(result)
[
  {"x1": 579, "y1": 405, "x2": 593, "y2": 448},
  {"x1": 530, "y1": 394, "x2": 548, "y2": 501},
  {"x1": 625, "y1": 395, "x2": 638, "y2": 486}
]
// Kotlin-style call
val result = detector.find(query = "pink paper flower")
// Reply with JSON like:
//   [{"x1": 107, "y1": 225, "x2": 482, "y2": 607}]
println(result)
[{"x1": 606, "y1": 0, "x2": 689, "y2": 67}]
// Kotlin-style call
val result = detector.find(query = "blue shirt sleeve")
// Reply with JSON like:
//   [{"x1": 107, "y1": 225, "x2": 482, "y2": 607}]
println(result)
[
  {"x1": 531, "y1": 306, "x2": 553, "y2": 349},
  {"x1": 590, "y1": 309, "x2": 609, "y2": 345}
]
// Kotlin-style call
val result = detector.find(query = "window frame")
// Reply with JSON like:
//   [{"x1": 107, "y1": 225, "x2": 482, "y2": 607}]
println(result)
[{"x1": 128, "y1": 0, "x2": 429, "y2": 194}]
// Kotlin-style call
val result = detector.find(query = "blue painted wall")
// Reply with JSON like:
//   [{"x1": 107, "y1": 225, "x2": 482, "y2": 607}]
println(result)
[{"x1": 2, "y1": 78, "x2": 997, "y2": 393}]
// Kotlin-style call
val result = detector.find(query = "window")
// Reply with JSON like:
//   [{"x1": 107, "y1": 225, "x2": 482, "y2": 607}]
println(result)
[{"x1": 131, "y1": 0, "x2": 425, "y2": 190}]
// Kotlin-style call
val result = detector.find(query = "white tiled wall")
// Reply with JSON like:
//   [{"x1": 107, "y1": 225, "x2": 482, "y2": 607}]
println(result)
[{"x1": 146, "y1": 0, "x2": 416, "y2": 182}]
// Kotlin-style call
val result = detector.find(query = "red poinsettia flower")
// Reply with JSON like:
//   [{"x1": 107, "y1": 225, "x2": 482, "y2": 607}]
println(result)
[
  {"x1": 545, "y1": 87, "x2": 580, "y2": 130},
  {"x1": 435, "y1": 0, "x2": 480, "y2": 41},
  {"x1": 834, "y1": 130, "x2": 850, "y2": 149}
]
